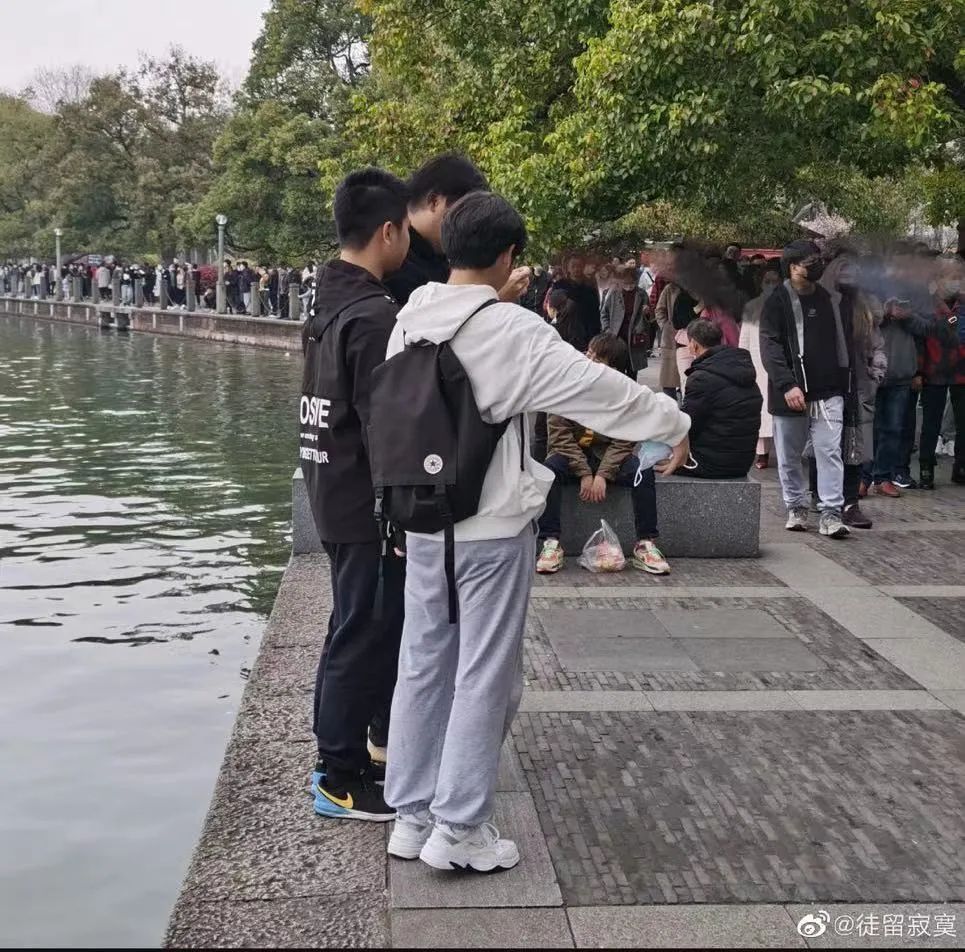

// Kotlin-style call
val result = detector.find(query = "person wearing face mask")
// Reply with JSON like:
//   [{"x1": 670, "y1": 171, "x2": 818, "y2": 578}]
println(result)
[
  {"x1": 761, "y1": 240, "x2": 853, "y2": 538},
  {"x1": 918, "y1": 262, "x2": 965, "y2": 487},
  {"x1": 739, "y1": 264, "x2": 782, "y2": 468}
]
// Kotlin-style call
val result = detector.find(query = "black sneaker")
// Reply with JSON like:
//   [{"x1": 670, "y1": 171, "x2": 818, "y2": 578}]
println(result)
[
  {"x1": 366, "y1": 760, "x2": 386, "y2": 785},
  {"x1": 920, "y1": 464, "x2": 936, "y2": 490},
  {"x1": 843, "y1": 503, "x2": 872, "y2": 529},
  {"x1": 313, "y1": 774, "x2": 395, "y2": 822},
  {"x1": 893, "y1": 473, "x2": 917, "y2": 489}
]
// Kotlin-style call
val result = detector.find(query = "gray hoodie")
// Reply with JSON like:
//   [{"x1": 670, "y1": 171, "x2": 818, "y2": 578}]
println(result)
[
  {"x1": 387, "y1": 282, "x2": 690, "y2": 542},
  {"x1": 880, "y1": 313, "x2": 929, "y2": 387}
]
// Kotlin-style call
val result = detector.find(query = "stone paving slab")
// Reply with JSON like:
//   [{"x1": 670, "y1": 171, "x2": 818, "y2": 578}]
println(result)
[
  {"x1": 758, "y1": 544, "x2": 868, "y2": 589},
  {"x1": 805, "y1": 591, "x2": 950, "y2": 641},
  {"x1": 525, "y1": 596, "x2": 917, "y2": 693},
  {"x1": 536, "y1": 607, "x2": 670, "y2": 639},
  {"x1": 884, "y1": 586, "x2": 965, "y2": 598},
  {"x1": 389, "y1": 793, "x2": 562, "y2": 909},
  {"x1": 178, "y1": 740, "x2": 385, "y2": 903},
  {"x1": 166, "y1": 893, "x2": 389, "y2": 949},
  {"x1": 551, "y1": 636, "x2": 699, "y2": 672},
  {"x1": 567, "y1": 905, "x2": 802, "y2": 949},
  {"x1": 645, "y1": 690, "x2": 802, "y2": 711},
  {"x1": 896, "y1": 597, "x2": 965, "y2": 644},
  {"x1": 653, "y1": 607, "x2": 795, "y2": 638},
  {"x1": 516, "y1": 710, "x2": 965, "y2": 907},
  {"x1": 862, "y1": 638, "x2": 965, "y2": 690},
  {"x1": 786, "y1": 903, "x2": 965, "y2": 948},
  {"x1": 930, "y1": 690, "x2": 965, "y2": 714},
  {"x1": 789, "y1": 689, "x2": 950, "y2": 710},
  {"x1": 519, "y1": 691, "x2": 657, "y2": 713},
  {"x1": 234, "y1": 692, "x2": 311, "y2": 744},
  {"x1": 248, "y1": 643, "x2": 318, "y2": 695},
  {"x1": 678, "y1": 637, "x2": 827, "y2": 672},
  {"x1": 391, "y1": 908, "x2": 574, "y2": 949},
  {"x1": 531, "y1": 585, "x2": 795, "y2": 599}
]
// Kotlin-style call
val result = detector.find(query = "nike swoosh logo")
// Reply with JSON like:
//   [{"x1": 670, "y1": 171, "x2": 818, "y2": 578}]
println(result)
[{"x1": 319, "y1": 789, "x2": 353, "y2": 810}]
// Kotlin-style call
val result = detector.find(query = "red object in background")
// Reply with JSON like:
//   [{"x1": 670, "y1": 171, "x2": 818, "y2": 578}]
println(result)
[
  {"x1": 197, "y1": 265, "x2": 218, "y2": 291},
  {"x1": 741, "y1": 248, "x2": 782, "y2": 260}
]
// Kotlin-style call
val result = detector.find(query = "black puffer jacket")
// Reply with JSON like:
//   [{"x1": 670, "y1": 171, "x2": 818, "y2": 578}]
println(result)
[{"x1": 681, "y1": 345, "x2": 763, "y2": 478}]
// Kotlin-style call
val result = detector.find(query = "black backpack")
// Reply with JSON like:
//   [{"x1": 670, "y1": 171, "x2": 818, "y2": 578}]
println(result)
[{"x1": 367, "y1": 298, "x2": 522, "y2": 622}]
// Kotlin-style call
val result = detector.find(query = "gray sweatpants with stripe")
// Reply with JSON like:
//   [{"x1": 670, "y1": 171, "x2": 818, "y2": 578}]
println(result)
[{"x1": 385, "y1": 526, "x2": 536, "y2": 828}]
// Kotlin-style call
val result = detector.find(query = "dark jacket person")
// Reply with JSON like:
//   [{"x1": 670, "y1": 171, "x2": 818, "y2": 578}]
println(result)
[
  {"x1": 299, "y1": 167, "x2": 411, "y2": 823},
  {"x1": 384, "y1": 153, "x2": 489, "y2": 305},
  {"x1": 680, "y1": 319, "x2": 762, "y2": 477}
]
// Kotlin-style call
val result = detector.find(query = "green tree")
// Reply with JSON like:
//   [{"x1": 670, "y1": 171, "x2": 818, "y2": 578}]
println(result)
[
  {"x1": 37, "y1": 47, "x2": 227, "y2": 258},
  {"x1": 181, "y1": 0, "x2": 370, "y2": 261},
  {"x1": 341, "y1": 0, "x2": 963, "y2": 251},
  {"x1": 0, "y1": 95, "x2": 53, "y2": 256}
]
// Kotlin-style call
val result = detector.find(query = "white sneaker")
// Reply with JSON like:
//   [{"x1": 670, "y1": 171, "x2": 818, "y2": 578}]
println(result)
[
  {"x1": 785, "y1": 507, "x2": 809, "y2": 532},
  {"x1": 388, "y1": 810, "x2": 433, "y2": 860},
  {"x1": 819, "y1": 510, "x2": 851, "y2": 539},
  {"x1": 367, "y1": 736, "x2": 387, "y2": 765},
  {"x1": 419, "y1": 821, "x2": 520, "y2": 873}
]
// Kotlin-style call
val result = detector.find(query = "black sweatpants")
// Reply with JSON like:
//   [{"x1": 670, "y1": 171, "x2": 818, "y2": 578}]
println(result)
[{"x1": 313, "y1": 541, "x2": 404, "y2": 782}]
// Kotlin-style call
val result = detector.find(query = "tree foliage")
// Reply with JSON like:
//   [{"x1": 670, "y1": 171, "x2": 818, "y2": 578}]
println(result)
[
  {"x1": 336, "y1": 0, "x2": 964, "y2": 250},
  {"x1": 2, "y1": 47, "x2": 227, "y2": 259},
  {"x1": 181, "y1": 0, "x2": 370, "y2": 261}
]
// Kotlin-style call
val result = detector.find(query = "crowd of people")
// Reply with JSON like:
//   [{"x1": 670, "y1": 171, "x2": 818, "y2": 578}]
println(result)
[
  {"x1": 295, "y1": 151, "x2": 964, "y2": 882},
  {"x1": 0, "y1": 258, "x2": 323, "y2": 319}
]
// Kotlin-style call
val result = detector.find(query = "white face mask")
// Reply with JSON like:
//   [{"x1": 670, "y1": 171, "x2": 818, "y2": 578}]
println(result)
[{"x1": 762, "y1": 282, "x2": 779, "y2": 298}]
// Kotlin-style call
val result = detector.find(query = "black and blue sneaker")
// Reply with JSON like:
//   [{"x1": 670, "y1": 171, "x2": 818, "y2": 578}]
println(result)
[
  {"x1": 314, "y1": 771, "x2": 395, "y2": 822},
  {"x1": 309, "y1": 757, "x2": 326, "y2": 796}
]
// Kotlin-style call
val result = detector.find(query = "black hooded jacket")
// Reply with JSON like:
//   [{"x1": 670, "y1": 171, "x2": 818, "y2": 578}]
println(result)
[
  {"x1": 299, "y1": 260, "x2": 398, "y2": 543},
  {"x1": 681, "y1": 345, "x2": 762, "y2": 478},
  {"x1": 384, "y1": 226, "x2": 450, "y2": 306}
]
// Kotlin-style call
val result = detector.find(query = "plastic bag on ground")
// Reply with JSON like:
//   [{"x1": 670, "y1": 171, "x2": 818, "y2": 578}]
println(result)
[{"x1": 578, "y1": 519, "x2": 626, "y2": 573}]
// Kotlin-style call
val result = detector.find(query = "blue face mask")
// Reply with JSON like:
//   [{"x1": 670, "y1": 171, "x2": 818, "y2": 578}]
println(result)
[{"x1": 634, "y1": 441, "x2": 673, "y2": 484}]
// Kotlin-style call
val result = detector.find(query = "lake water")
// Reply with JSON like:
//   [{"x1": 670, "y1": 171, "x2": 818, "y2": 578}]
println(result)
[{"x1": 0, "y1": 316, "x2": 302, "y2": 947}]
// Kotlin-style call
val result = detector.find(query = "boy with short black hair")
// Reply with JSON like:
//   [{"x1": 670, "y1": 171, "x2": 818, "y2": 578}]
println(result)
[
  {"x1": 383, "y1": 192, "x2": 689, "y2": 872},
  {"x1": 537, "y1": 333, "x2": 670, "y2": 576},
  {"x1": 299, "y1": 167, "x2": 411, "y2": 822}
]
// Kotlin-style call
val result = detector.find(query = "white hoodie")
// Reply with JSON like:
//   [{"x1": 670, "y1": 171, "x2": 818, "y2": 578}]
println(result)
[{"x1": 387, "y1": 282, "x2": 691, "y2": 542}]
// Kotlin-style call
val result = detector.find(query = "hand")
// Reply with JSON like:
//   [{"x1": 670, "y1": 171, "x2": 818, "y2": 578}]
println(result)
[
  {"x1": 589, "y1": 475, "x2": 607, "y2": 503},
  {"x1": 579, "y1": 474, "x2": 595, "y2": 501},
  {"x1": 885, "y1": 298, "x2": 910, "y2": 320},
  {"x1": 784, "y1": 386, "x2": 806, "y2": 412},
  {"x1": 498, "y1": 266, "x2": 531, "y2": 302},
  {"x1": 655, "y1": 435, "x2": 690, "y2": 475},
  {"x1": 911, "y1": 374, "x2": 923, "y2": 393}
]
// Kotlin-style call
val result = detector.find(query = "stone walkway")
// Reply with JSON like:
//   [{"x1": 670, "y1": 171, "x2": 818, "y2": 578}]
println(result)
[{"x1": 166, "y1": 433, "x2": 965, "y2": 948}]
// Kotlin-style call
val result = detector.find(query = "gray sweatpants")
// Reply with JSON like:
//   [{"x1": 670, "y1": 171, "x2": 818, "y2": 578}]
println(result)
[{"x1": 385, "y1": 526, "x2": 537, "y2": 828}]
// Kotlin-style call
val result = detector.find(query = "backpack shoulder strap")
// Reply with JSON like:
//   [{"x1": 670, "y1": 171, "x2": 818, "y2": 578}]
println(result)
[
  {"x1": 307, "y1": 292, "x2": 390, "y2": 343},
  {"x1": 403, "y1": 296, "x2": 497, "y2": 348}
]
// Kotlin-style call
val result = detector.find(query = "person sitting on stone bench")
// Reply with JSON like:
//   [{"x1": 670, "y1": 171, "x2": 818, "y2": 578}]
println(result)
[
  {"x1": 536, "y1": 333, "x2": 671, "y2": 576},
  {"x1": 678, "y1": 318, "x2": 762, "y2": 478}
]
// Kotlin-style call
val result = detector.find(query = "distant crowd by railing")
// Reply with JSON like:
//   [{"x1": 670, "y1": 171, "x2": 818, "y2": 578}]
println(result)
[{"x1": 0, "y1": 259, "x2": 324, "y2": 321}]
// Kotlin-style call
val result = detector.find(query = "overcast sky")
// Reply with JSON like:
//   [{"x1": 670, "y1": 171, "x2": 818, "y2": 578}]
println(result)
[{"x1": 0, "y1": 0, "x2": 271, "y2": 94}]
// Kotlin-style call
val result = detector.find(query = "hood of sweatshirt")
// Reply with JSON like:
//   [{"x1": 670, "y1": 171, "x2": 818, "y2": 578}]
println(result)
[
  {"x1": 688, "y1": 345, "x2": 757, "y2": 387},
  {"x1": 394, "y1": 281, "x2": 497, "y2": 344}
]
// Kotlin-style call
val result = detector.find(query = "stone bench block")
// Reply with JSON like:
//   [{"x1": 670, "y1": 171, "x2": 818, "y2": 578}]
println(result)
[
  {"x1": 559, "y1": 476, "x2": 760, "y2": 558},
  {"x1": 292, "y1": 469, "x2": 322, "y2": 555},
  {"x1": 291, "y1": 470, "x2": 760, "y2": 558}
]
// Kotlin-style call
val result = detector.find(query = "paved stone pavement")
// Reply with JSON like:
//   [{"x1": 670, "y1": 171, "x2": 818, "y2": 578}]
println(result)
[{"x1": 166, "y1": 421, "x2": 965, "y2": 948}]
